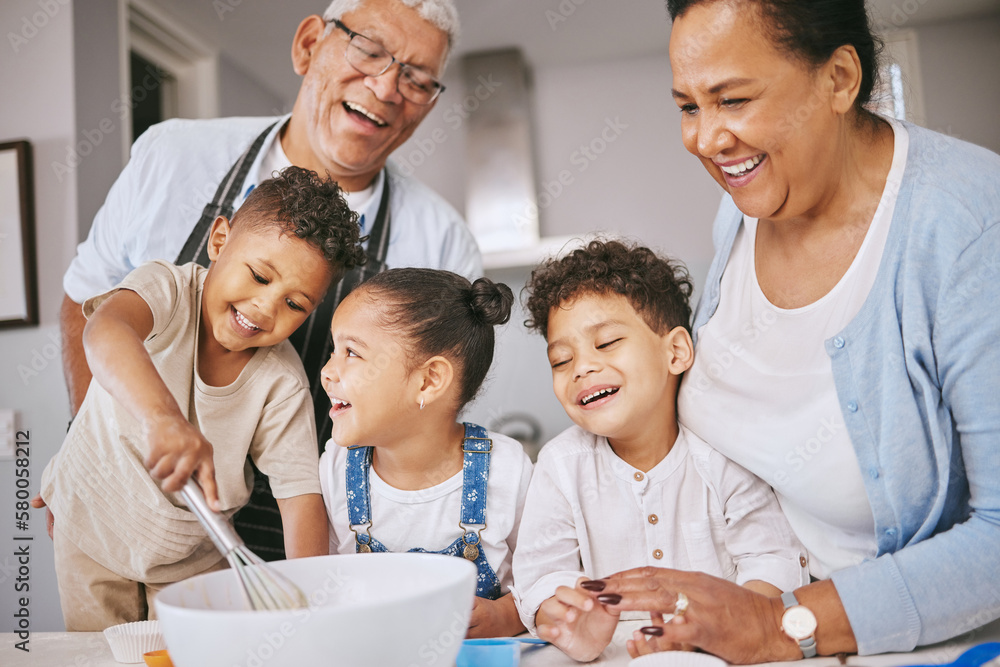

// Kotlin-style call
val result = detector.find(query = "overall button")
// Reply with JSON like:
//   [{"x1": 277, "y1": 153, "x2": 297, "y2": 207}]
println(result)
[
  {"x1": 653, "y1": 549, "x2": 663, "y2": 560},
  {"x1": 847, "y1": 401, "x2": 858, "y2": 413},
  {"x1": 833, "y1": 336, "x2": 845, "y2": 349},
  {"x1": 634, "y1": 472, "x2": 644, "y2": 482},
  {"x1": 648, "y1": 514, "x2": 659, "y2": 525}
]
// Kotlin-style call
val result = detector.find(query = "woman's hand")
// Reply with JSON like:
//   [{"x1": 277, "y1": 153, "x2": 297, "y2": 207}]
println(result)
[
  {"x1": 467, "y1": 593, "x2": 525, "y2": 638},
  {"x1": 580, "y1": 567, "x2": 803, "y2": 664},
  {"x1": 535, "y1": 579, "x2": 621, "y2": 661}
]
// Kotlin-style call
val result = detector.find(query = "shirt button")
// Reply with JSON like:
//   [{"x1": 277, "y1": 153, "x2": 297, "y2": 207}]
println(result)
[
  {"x1": 886, "y1": 528, "x2": 898, "y2": 537},
  {"x1": 648, "y1": 514, "x2": 659, "y2": 525},
  {"x1": 634, "y1": 472, "x2": 644, "y2": 482},
  {"x1": 847, "y1": 401, "x2": 858, "y2": 412},
  {"x1": 833, "y1": 336, "x2": 845, "y2": 349},
  {"x1": 799, "y1": 555, "x2": 808, "y2": 568},
  {"x1": 653, "y1": 549, "x2": 663, "y2": 560},
  {"x1": 869, "y1": 468, "x2": 880, "y2": 480}
]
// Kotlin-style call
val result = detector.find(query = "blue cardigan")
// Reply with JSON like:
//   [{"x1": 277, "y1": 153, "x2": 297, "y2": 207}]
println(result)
[{"x1": 690, "y1": 122, "x2": 1000, "y2": 654}]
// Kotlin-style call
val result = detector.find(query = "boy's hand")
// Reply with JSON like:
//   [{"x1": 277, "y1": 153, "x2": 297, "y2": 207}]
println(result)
[
  {"x1": 30, "y1": 495, "x2": 54, "y2": 539},
  {"x1": 535, "y1": 578, "x2": 620, "y2": 661},
  {"x1": 143, "y1": 414, "x2": 219, "y2": 510},
  {"x1": 467, "y1": 593, "x2": 525, "y2": 639}
]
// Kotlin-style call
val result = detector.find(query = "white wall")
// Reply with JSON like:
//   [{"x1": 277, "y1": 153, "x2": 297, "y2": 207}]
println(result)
[
  {"x1": 219, "y1": 53, "x2": 288, "y2": 119},
  {"x1": 1, "y1": 0, "x2": 78, "y2": 633},
  {"x1": 917, "y1": 14, "x2": 1000, "y2": 154}
]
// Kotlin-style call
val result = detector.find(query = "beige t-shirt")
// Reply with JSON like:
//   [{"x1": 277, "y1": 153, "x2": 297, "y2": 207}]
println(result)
[{"x1": 41, "y1": 260, "x2": 320, "y2": 583}]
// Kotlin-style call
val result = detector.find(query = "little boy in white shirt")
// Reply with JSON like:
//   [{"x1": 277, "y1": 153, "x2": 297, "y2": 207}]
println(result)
[{"x1": 512, "y1": 239, "x2": 807, "y2": 661}]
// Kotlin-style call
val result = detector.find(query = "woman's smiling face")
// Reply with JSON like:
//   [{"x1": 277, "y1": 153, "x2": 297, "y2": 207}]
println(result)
[{"x1": 669, "y1": 0, "x2": 847, "y2": 222}]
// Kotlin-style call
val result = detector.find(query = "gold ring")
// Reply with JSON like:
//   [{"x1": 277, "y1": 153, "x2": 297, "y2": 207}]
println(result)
[{"x1": 674, "y1": 592, "x2": 689, "y2": 617}]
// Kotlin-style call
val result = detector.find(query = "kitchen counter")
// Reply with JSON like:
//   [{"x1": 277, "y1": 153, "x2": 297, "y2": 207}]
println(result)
[{"x1": 3, "y1": 618, "x2": 999, "y2": 666}]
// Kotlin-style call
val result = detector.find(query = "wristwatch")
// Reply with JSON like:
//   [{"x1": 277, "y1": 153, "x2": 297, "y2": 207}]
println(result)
[{"x1": 780, "y1": 591, "x2": 818, "y2": 658}]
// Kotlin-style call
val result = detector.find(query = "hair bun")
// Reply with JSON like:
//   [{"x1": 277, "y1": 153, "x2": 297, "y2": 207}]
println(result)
[{"x1": 469, "y1": 278, "x2": 514, "y2": 326}]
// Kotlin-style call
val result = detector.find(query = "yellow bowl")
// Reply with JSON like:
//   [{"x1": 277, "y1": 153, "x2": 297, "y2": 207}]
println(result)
[{"x1": 143, "y1": 649, "x2": 174, "y2": 667}]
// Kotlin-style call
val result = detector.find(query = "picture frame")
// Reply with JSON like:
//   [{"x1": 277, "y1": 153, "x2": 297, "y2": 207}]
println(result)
[{"x1": 0, "y1": 140, "x2": 38, "y2": 328}]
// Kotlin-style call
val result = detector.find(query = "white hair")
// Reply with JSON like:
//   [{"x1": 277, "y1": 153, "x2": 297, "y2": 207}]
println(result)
[{"x1": 322, "y1": 0, "x2": 460, "y2": 49}]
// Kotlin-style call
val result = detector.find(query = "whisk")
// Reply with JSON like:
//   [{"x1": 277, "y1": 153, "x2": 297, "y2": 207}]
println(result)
[{"x1": 180, "y1": 480, "x2": 309, "y2": 611}]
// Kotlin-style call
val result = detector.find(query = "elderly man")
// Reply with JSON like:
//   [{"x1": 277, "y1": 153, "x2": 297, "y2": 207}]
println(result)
[{"x1": 52, "y1": 0, "x2": 480, "y2": 560}]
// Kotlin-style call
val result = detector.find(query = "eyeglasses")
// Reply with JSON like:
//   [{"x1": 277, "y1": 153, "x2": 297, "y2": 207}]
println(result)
[{"x1": 327, "y1": 18, "x2": 445, "y2": 105}]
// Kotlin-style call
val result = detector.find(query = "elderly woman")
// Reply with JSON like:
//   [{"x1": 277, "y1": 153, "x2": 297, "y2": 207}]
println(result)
[{"x1": 579, "y1": 0, "x2": 1000, "y2": 661}]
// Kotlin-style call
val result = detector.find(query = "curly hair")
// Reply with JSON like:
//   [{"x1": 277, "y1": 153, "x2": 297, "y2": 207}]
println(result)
[
  {"x1": 524, "y1": 239, "x2": 694, "y2": 339},
  {"x1": 233, "y1": 166, "x2": 367, "y2": 275},
  {"x1": 359, "y1": 268, "x2": 514, "y2": 408}
]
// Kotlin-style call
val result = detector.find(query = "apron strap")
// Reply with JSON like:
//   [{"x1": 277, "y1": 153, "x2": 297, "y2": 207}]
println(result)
[
  {"x1": 298, "y1": 174, "x2": 393, "y2": 449},
  {"x1": 175, "y1": 121, "x2": 278, "y2": 266}
]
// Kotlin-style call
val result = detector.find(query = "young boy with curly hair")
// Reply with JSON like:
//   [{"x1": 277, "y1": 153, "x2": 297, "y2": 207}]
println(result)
[
  {"x1": 512, "y1": 239, "x2": 808, "y2": 661},
  {"x1": 40, "y1": 167, "x2": 367, "y2": 631}
]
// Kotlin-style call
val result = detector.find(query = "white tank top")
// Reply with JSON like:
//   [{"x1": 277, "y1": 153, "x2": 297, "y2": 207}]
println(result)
[{"x1": 678, "y1": 119, "x2": 908, "y2": 579}]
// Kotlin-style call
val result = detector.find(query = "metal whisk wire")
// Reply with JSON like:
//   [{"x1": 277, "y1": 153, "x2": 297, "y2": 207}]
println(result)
[{"x1": 180, "y1": 480, "x2": 308, "y2": 611}]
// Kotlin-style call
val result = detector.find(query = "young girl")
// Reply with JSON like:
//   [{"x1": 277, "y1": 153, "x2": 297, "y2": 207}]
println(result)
[{"x1": 318, "y1": 268, "x2": 532, "y2": 638}]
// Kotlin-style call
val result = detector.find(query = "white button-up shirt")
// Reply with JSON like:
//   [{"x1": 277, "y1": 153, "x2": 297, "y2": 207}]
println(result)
[
  {"x1": 64, "y1": 115, "x2": 482, "y2": 302},
  {"x1": 511, "y1": 424, "x2": 808, "y2": 631}
]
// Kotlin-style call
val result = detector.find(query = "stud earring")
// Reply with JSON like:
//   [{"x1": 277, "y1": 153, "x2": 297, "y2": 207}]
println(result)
[{"x1": 419, "y1": 397, "x2": 425, "y2": 410}]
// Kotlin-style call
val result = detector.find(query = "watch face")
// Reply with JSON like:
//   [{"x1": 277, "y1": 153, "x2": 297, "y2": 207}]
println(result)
[{"x1": 783, "y1": 606, "x2": 818, "y2": 640}]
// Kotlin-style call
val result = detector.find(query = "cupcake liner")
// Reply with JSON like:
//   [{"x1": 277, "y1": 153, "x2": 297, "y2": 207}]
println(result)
[
  {"x1": 630, "y1": 650, "x2": 729, "y2": 667},
  {"x1": 103, "y1": 620, "x2": 166, "y2": 663}
]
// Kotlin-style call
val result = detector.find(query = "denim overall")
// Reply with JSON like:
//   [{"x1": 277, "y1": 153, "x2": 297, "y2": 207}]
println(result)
[
  {"x1": 175, "y1": 122, "x2": 393, "y2": 560},
  {"x1": 346, "y1": 423, "x2": 503, "y2": 600}
]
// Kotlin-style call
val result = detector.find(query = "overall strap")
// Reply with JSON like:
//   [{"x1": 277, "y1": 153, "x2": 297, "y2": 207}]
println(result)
[
  {"x1": 299, "y1": 173, "x2": 393, "y2": 450},
  {"x1": 345, "y1": 446, "x2": 374, "y2": 526},
  {"x1": 345, "y1": 446, "x2": 376, "y2": 551},
  {"x1": 175, "y1": 121, "x2": 278, "y2": 266},
  {"x1": 460, "y1": 422, "x2": 492, "y2": 526}
]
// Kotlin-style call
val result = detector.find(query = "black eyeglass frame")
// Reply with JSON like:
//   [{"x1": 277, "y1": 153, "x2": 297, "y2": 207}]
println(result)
[{"x1": 327, "y1": 18, "x2": 446, "y2": 105}]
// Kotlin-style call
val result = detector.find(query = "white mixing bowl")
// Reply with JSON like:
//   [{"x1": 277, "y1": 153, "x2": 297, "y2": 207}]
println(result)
[{"x1": 155, "y1": 552, "x2": 477, "y2": 667}]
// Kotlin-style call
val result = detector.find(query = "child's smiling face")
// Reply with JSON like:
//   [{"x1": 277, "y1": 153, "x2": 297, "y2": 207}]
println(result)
[
  {"x1": 201, "y1": 217, "x2": 333, "y2": 354},
  {"x1": 320, "y1": 290, "x2": 418, "y2": 448},
  {"x1": 546, "y1": 291, "x2": 688, "y2": 445}
]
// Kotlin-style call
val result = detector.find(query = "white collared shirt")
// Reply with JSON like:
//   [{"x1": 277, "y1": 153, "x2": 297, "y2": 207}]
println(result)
[
  {"x1": 510, "y1": 424, "x2": 808, "y2": 632},
  {"x1": 64, "y1": 115, "x2": 482, "y2": 302}
]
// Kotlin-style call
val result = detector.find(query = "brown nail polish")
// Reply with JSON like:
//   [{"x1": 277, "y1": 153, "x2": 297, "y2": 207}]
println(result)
[
  {"x1": 580, "y1": 580, "x2": 606, "y2": 592},
  {"x1": 640, "y1": 626, "x2": 664, "y2": 637},
  {"x1": 596, "y1": 593, "x2": 622, "y2": 605}
]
